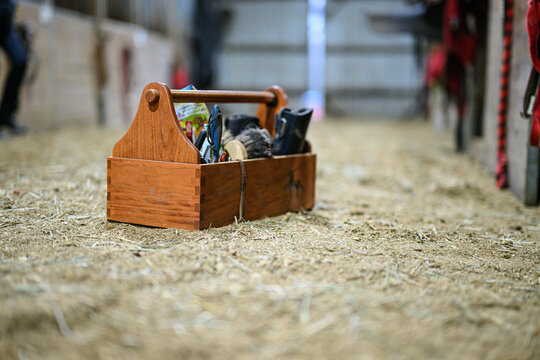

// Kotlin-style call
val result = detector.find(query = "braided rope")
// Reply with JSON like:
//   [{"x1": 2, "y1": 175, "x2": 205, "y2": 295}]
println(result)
[{"x1": 495, "y1": 0, "x2": 515, "y2": 189}]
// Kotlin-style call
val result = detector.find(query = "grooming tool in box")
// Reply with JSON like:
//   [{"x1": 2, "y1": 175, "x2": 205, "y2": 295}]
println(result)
[
  {"x1": 208, "y1": 105, "x2": 223, "y2": 163},
  {"x1": 273, "y1": 108, "x2": 313, "y2": 156}
]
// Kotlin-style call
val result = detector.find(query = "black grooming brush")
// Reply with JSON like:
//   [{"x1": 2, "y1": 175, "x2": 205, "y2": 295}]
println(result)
[
  {"x1": 225, "y1": 114, "x2": 261, "y2": 136},
  {"x1": 235, "y1": 128, "x2": 273, "y2": 159}
]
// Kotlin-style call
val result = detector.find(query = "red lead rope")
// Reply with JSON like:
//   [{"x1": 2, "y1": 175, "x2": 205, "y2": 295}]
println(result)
[{"x1": 496, "y1": 0, "x2": 515, "y2": 189}]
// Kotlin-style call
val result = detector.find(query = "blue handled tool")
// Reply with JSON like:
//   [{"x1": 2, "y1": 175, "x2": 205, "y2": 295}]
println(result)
[{"x1": 207, "y1": 105, "x2": 222, "y2": 163}]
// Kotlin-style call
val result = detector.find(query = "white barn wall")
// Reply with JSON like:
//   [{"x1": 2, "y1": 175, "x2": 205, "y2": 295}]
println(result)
[
  {"x1": 215, "y1": 0, "x2": 421, "y2": 118},
  {"x1": 0, "y1": 2, "x2": 174, "y2": 130}
]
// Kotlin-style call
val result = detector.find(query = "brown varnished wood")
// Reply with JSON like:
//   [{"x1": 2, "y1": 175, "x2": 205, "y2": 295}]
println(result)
[
  {"x1": 255, "y1": 86, "x2": 288, "y2": 136},
  {"x1": 145, "y1": 89, "x2": 160, "y2": 104},
  {"x1": 171, "y1": 90, "x2": 276, "y2": 104},
  {"x1": 107, "y1": 157, "x2": 202, "y2": 229},
  {"x1": 303, "y1": 140, "x2": 312, "y2": 153},
  {"x1": 112, "y1": 82, "x2": 201, "y2": 164},
  {"x1": 107, "y1": 83, "x2": 315, "y2": 230},
  {"x1": 107, "y1": 154, "x2": 316, "y2": 230},
  {"x1": 199, "y1": 154, "x2": 316, "y2": 229}
]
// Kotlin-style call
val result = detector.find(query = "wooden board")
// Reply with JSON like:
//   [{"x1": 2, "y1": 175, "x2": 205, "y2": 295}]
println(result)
[
  {"x1": 256, "y1": 86, "x2": 288, "y2": 136},
  {"x1": 199, "y1": 154, "x2": 316, "y2": 228},
  {"x1": 107, "y1": 154, "x2": 316, "y2": 230},
  {"x1": 112, "y1": 82, "x2": 201, "y2": 164},
  {"x1": 107, "y1": 157, "x2": 202, "y2": 229}
]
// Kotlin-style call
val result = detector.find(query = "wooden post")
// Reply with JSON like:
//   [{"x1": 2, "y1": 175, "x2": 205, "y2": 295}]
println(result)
[{"x1": 94, "y1": 0, "x2": 107, "y2": 126}]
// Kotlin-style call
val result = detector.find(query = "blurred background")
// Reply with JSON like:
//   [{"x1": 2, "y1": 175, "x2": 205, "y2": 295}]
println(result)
[
  {"x1": 3, "y1": 0, "x2": 424, "y2": 129},
  {"x1": 1, "y1": 0, "x2": 538, "y2": 204}
]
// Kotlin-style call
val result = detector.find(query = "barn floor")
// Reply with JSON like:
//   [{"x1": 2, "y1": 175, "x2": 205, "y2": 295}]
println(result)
[{"x1": 0, "y1": 120, "x2": 538, "y2": 360}]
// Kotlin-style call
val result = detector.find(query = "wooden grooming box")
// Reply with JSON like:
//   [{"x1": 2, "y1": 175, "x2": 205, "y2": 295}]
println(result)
[{"x1": 107, "y1": 82, "x2": 316, "y2": 230}]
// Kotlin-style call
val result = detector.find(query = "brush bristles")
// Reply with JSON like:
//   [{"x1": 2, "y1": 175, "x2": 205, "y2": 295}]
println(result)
[{"x1": 235, "y1": 128, "x2": 273, "y2": 159}]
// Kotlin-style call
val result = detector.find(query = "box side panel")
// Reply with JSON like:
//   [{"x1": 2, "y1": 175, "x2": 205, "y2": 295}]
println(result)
[
  {"x1": 107, "y1": 157, "x2": 201, "y2": 229},
  {"x1": 244, "y1": 154, "x2": 316, "y2": 217},
  {"x1": 200, "y1": 154, "x2": 316, "y2": 228},
  {"x1": 200, "y1": 162, "x2": 243, "y2": 228}
]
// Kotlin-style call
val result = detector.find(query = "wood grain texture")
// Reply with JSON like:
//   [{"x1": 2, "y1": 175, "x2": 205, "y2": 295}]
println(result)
[
  {"x1": 107, "y1": 154, "x2": 315, "y2": 230},
  {"x1": 171, "y1": 90, "x2": 276, "y2": 104},
  {"x1": 108, "y1": 82, "x2": 316, "y2": 230},
  {"x1": 199, "y1": 154, "x2": 316, "y2": 229},
  {"x1": 256, "y1": 86, "x2": 288, "y2": 135},
  {"x1": 107, "y1": 157, "x2": 202, "y2": 229},
  {"x1": 112, "y1": 82, "x2": 201, "y2": 164}
]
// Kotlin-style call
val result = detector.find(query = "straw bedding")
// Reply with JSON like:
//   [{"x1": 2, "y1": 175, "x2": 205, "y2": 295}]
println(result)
[{"x1": 0, "y1": 120, "x2": 538, "y2": 359}]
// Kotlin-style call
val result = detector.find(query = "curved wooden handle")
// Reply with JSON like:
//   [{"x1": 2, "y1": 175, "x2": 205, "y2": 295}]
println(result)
[
  {"x1": 171, "y1": 90, "x2": 277, "y2": 104},
  {"x1": 172, "y1": 86, "x2": 288, "y2": 136},
  {"x1": 113, "y1": 82, "x2": 201, "y2": 164},
  {"x1": 112, "y1": 83, "x2": 289, "y2": 164},
  {"x1": 256, "y1": 86, "x2": 288, "y2": 135}
]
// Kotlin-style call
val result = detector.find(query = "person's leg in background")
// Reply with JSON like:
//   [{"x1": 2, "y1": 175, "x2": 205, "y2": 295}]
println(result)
[{"x1": 0, "y1": 1, "x2": 28, "y2": 135}]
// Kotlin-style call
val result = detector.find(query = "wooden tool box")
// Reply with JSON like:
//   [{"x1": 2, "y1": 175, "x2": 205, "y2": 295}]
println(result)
[{"x1": 107, "y1": 82, "x2": 316, "y2": 230}]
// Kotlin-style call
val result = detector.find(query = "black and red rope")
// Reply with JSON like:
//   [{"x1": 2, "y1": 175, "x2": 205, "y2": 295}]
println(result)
[{"x1": 495, "y1": 0, "x2": 515, "y2": 189}]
